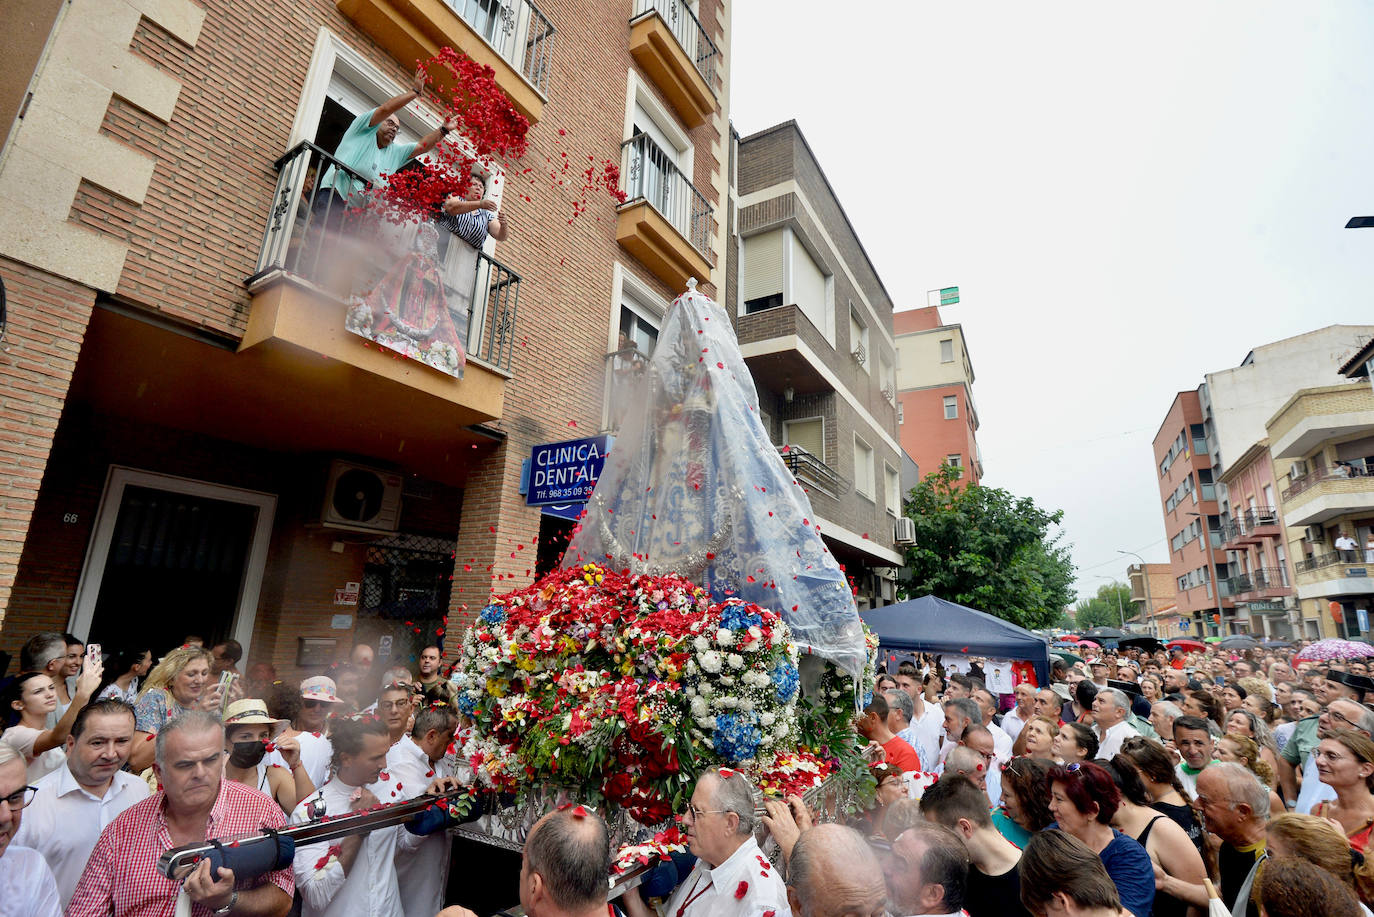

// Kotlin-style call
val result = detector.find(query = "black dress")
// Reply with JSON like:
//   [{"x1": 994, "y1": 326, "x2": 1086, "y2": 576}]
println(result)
[{"x1": 1151, "y1": 799, "x2": 1204, "y2": 855}]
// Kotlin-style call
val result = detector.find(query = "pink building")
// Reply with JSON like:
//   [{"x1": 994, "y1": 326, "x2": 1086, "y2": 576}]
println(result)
[{"x1": 1217, "y1": 442, "x2": 1296, "y2": 638}]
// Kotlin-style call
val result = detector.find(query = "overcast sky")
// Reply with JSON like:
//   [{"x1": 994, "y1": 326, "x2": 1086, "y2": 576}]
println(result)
[{"x1": 729, "y1": 2, "x2": 1374, "y2": 603}]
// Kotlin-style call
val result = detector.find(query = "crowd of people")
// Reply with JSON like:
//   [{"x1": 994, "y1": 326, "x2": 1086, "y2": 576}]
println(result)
[{"x1": 3, "y1": 632, "x2": 1372, "y2": 917}]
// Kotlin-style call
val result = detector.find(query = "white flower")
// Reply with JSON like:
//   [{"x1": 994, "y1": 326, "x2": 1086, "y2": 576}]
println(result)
[
  {"x1": 720, "y1": 696, "x2": 737, "y2": 708},
  {"x1": 748, "y1": 626, "x2": 762, "y2": 642},
  {"x1": 741, "y1": 640, "x2": 760, "y2": 652},
  {"x1": 691, "y1": 696, "x2": 708, "y2": 717},
  {"x1": 694, "y1": 636, "x2": 710, "y2": 652},
  {"x1": 760, "y1": 712, "x2": 777, "y2": 726},
  {"x1": 739, "y1": 699, "x2": 755, "y2": 712},
  {"x1": 727, "y1": 653, "x2": 745, "y2": 670},
  {"x1": 700, "y1": 651, "x2": 723, "y2": 674},
  {"x1": 716, "y1": 628, "x2": 734, "y2": 646}
]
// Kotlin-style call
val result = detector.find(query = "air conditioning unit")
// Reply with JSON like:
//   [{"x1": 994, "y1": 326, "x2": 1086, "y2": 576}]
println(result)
[
  {"x1": 1304, "y1": 524, "x2": 1325, "y2": 544},
  {"x1": 1289, "y1": 460, "x2": 1309, "y2": 480},
  {"x1": 321, "y1": 460, "x2": 403, "y2": 534},
  {"x1": 893, "y1": 516, "x2": 916, "y2": 544}
]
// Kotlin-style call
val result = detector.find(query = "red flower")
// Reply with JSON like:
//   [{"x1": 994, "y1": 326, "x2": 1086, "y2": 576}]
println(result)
[{"x1": 735, "y1": 881, "x2": 749, "y2": 899}]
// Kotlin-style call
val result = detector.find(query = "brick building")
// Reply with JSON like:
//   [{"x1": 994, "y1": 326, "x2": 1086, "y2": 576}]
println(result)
[
  {"x1": 1152, "y1": 391, "x2": 1235, "y2": 637},
  {"x1": 0, "y1": 0, "x2": 732, "y2": 675},
  {"x1": 1216, "y1": 441, "x2": 1296, "y2": 639},
  {"x1": 892, "y1": 306, "x2": 981, "y2": 486},
  {"x1": 724, "y1": 121, "x2": 904, "y2": 609},
  {"x1": 1123, "y1": 562, "x2": 1177, "y2": 636}
]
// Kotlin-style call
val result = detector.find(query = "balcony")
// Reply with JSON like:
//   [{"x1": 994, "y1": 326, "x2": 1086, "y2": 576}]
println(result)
[
  {"x1": 734, "y1": 302, "x2": 834, "y2": 396},
  {"x1": 1226, "y1": 566, "x2": 1292, "y2": 600},
  {"x1": 1241, "y1": 506, "x2": 1282, "y2": 541},
  {"x1": 1219, "y1": 514, "x2": 1244, "y2": 550},
  {"x1": 336, "y1": 0, "x2": 554, "y2": 124},
  {"x1": 602, "y1": 345, "x2": 649, "y2": 433},
  {"x1": 1294, "y1": 550, "x2": 1374, "y2": 600},
  {"x1": 243, "y1": 141, "x2": 521, "y2": 425},
  {"x1": 778, "y1": 444, "x2": 849, "y2": 501},
  {"x1": 1268, "y1": 383, "x2": 1374, "y2": 459},
  {"x1": 1279, "y1": 466, "x2": 1374, "y2": 526},
  {"x1": 616, "y1": 132, "x2": 713, "y2": 291},
  {"x1": 628, "y1": 0, "x2": 719, "y2": 128}
]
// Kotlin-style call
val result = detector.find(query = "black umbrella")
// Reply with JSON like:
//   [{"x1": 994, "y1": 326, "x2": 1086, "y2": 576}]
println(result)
[
  {"x1": 1118, "y1": 635, "x2": 1164, "y2": 653},
  {"x1": 1261, "y1": 639, "x2": 1294, "y2": 648},
  {"x1": 1217, "y1": 635, "x2": 1260, "y2": 649},
  {"x1": 1083, "y1": 627, "x2": 1128, "y2": 639}
]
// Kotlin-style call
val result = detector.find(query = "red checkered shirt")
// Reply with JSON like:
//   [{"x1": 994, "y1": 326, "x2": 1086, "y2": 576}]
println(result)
[{"x1": 66, "y1": 779, "x2": 294, "y2": 917}]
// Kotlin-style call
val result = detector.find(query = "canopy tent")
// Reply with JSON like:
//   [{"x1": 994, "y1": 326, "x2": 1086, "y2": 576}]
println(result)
[{"x1": 861, "y1": 595, "x2": 1051, "y2": 686}]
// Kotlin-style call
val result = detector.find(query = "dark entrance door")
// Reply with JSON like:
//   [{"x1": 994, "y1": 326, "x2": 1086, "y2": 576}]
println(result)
[{"x1": 88, "y1": 485, "x2": 260, "y2": 655}]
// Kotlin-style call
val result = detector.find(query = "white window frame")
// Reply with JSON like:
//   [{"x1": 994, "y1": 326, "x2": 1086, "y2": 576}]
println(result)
[
  {"x1": 605, "y1": 264, "x2": 670, "y2": 429},
  {"x1": 943, "y1": 395, "x2": 958, "y2": 420},
  {"x1": 623, "y1": 72, "x2": 693, "y2": 172},
  {"x1": 940, "y1": 338, "x2": 955, "y2": 363},
  {"x1": 884, "y1": 462, "x2": 900, "y2": 517},
  {"x1": 68, "y1": 467, "x2": 277, "y2": 664},
  {"x1": 853, "y1": 433, "x2": 875, "y2": 500}
]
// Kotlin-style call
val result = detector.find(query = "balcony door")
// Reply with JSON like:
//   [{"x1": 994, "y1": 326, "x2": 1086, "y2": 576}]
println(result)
[{"x1": 784, "y1": 418, "x2": 825, "y2": 462}]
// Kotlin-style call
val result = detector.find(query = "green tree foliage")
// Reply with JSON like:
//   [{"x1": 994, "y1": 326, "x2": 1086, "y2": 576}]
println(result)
[
  {"x1": 1072, "y1": 582, "x2": 1132, "y2": 631},
  {"x1": 897, "y1": 465, "x2": 1076, "y2": 630}
]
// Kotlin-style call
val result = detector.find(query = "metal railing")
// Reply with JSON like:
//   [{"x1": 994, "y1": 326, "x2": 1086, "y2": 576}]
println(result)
[
  {"x1": 1226, "y1": 566, "x2": 1290, "y2": 596},
  {"x1": 1297, "y1": 550, "x2": 1371, "y2": 573},
  {"x1": 621, "y1": 133, "x2": 713, "y2": 256},
  {"x1": 251, "y1": 140, "x2": 521, "y2": 372},
  {"x1": 1219, "y1": 515, "x2": 1242, "y2": 545},
  {"x1": 1283, "y1": 466, "x2": 1372, "y2": 501},
  {"x1": 443, "y1": 0, "x2": 556, "y2": 94},
  {"x1": 779, "y1": 444, "x2": 849, "y2": 498},
  {"x1": 603, "y1": 346, "x2": 650, "y2": 432},
  {"x1": 1243, "y1": 506, "x2": 1280, "y2": 530},
  {"x1": 631, "y1": 0, "x2": 719, "y2": 89}
]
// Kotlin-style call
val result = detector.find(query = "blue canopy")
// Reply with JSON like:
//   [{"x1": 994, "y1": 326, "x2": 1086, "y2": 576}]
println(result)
[{"x1": 861, "y1": 595, "x2": 1051, "y2": 687}]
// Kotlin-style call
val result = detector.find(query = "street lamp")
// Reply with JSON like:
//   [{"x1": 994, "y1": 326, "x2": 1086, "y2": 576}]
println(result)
[
  {"x1": 1346, "y1": 217, "x2": 1374, "y2": 228},
  {"x1": 1187, "y1": 511, "x2": 1225, "y2": 636},
  {"x1": 1118, "y1": 549, "x2": 1154, "y2": 637},
  {"x1": 1092, "y1": 575, "x2": 1127, "y2": 629}
]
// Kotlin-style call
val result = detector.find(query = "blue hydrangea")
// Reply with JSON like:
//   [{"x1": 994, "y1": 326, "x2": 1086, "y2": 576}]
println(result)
[
  {"x1": 457, "y1": 692, "x2": 478, "y2": 716},
  {"x1": 771, "y1": 661, "x2": 800, "y2": 702},
  {"x1": 712, "y1": 711, "x2": 762, "y2": 763},
  {"x1": 479, "y1": 604, "x2": 506, "y2": 625},
  {"x1": 862, "y1": 689, "x2": 874, "y2": 708},
  {"x1": 718, "y1": 601, "x2": 763, "y2": 632}
]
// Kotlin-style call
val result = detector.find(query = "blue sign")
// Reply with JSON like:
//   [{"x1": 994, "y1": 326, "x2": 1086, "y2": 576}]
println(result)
[
  {"x1": 526, "y1": 436, "x2": 612, "y2": 506},
  {"x1": 541, "y1": 503, "x2": 586, "y2": 522}
]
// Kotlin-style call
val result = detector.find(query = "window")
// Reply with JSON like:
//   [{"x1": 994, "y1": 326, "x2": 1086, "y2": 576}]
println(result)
[
  {"x1": 784, "y1": 418, "x2": 825, "y2": 461},
  {"x1": 897, "y1": 402, "x2": 904, "y2": 424},
  {"x1": 1263, "y1": 484, "x2": 1275, "y2": 508},
  {"x1": 741, "y1": 229, "x2": 784, "y2": 314},
  {"x1": 943, "y1": 395, "x2": 958, "y2": 420},
  {"x1": 619, "y1": 304, "x2": 659, "y2": 356},
  {"x1": 791, "y1": 238, "x2": 828, "y2": 334},
  {"x1": 850, "y1": 308, "x2": 869, "y2": 370},
  {"x1": 854, "y1": 436, "x2": 875, "y2": 498},
  {"x1": 879, "y1": 353, "x2": 894, "y2": 400},
  {"x1": 940, "y1": 339, "x2": 954, "y2": 363},
  {"x1": 945, "y1": 454, "x2": 963, "y2": 478},
  {"x1": 885, "y1": 464, "x2": 901, "y2": 517}
]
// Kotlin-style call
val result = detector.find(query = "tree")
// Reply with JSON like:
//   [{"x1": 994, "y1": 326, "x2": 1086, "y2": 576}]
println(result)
[
  {"x1": 1072, "y1": 582, "x2": 1132, "y2": 631},
  {"x1": 897, "y1": 465, "x2": 1076, "y2": 630}
]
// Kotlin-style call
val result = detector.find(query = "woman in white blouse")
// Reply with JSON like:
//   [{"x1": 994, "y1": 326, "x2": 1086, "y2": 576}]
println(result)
[{"x1": 1, "y1": 663, "x2": 102, "y2": 781}]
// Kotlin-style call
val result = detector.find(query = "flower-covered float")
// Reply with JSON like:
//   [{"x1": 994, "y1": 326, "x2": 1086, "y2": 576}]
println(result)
[{"x1": 451, "y1": 280, "x2": 880, "y2": 832}]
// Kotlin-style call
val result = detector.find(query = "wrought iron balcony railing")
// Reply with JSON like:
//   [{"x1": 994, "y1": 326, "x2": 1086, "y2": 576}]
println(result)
[
  {"x1": 631, "y1": 0, "x2": 719, "y2": 88},
  {"x1": 251, "y1": 140, "x2": 521, "y2": 372},
  {"x1": 1243, "y1": 506, "x2": 1280, "y2": 529},
  {"x1": 778, "y1": 444, "x2": 849, "y2": 499},
  {"x1": 1283, "y1": 466, "x2": 1371, "y2": 501},
  {"x1": 1227, "y1": 566, "x2": 1290, "y2": 596},
  {"x1": 445, "y1": 0, "x2": 556, "y2": 93},
  {"x1": 620, "y1": 132, "x2": 713, "y2": 256},
  {"x1": 1296, "y1": 551, "x2": 1369, "y2": 573}
]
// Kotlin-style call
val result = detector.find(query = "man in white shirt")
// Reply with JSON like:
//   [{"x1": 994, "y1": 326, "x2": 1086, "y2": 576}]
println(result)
[
  {"x1": 0, "y1": 744, "x2": 61, "y2": 917},
  {"x1": 1088, "y1": 659, "x2": 1110, "y2": 688},
  {"x1": 786, "y1": 824, "x2": 885, "y2": 917},
  {"x1": 1001, "y1": 684, "x2": 1035, "y2": 742},
  {"x1": 1336, "y1": 531, "x2": 1360, "y2": 561},
  {"x1": 12, "y1": 699, "x2": 149, "y2": 906},
  {"x1": 882, "y1": 821, "x2": 970, "y2": 917},
  {"x1": 895, "y1": 664, "x2": 943, "y2": 758},
  {"x1": 623, "y1": 769, "x2": 790, "y2": 917},
  {"x1": 375, "y1": 705, "x2": 459, "y2": 917},
  {"x1": 971, "y1": 690, "x2": 1013, "y2": 763},
  {"x1": 1092, "y1": 688, "x2": 1140, "y2": 761},
  {"x1": 292, "y1": 715, "x2": 457, "y2": 917}
]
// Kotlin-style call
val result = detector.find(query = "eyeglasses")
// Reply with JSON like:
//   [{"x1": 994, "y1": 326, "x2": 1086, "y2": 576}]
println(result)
[
  {"x1": 302, "y1": 699, "x2": 327, "y2": 709},
  {"x1": 686, "y1": 803, "x2": 729, "y2": 820},
  {"x1": 1329, "y1": 707, "x2": 1361, "y2": 730},
  {"x1": 379, "y1": 700, "x2": 411, "y2": 710},
  {"x1": 0, "y1": 786, "x2": 37, "y2": 810},
  {"x1": 1064, "y1": 763, "x2": 1083, "y2": 773}
]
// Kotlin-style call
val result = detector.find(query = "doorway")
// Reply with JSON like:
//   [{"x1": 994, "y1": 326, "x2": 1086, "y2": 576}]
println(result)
[{"x1": 70, "y1": 468, "x2": 277, "y2": 660}]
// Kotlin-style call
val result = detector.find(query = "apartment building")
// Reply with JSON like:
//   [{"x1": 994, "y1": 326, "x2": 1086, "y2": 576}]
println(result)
[
  {"x1": 723, "y1": 120, "x2": 904, "y2": 609},
  {"x1": 1265, "y1": 340, "x2": 1374, "y2": 640},
  {"x1": 1153, "y1": 391, "x2": 1235, "y2": 636},
  {"x1": 0, "y1": 0, "x2": 732, "y2": 673},
  {"x1": 892, "y1": 307, "x2": 981, "y2": 485},
  {"x1": 1123, "y1": 562, "x2": 1178, "y2": 637},
  {"x1": 1216, "y1": 441, "x2": 1295, "y2": 639}
]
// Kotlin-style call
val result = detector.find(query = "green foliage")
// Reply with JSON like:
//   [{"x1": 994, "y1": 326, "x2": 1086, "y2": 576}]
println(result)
[
  {"x1": 1072, "y1": 582, "x2": 1131, "y2": 631},
  {"x1": 897, "y1": 465, "x2": 1076, "y2": 630}
]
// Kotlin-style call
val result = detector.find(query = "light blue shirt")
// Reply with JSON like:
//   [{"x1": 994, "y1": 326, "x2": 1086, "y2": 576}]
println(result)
[
  {"x1": 896, "y1": 724, "x2": 932, "y2": 772},
  {"x1": 1297, "y1": 750, "x2": 1336, "y2": 814},
  {"x1": 323, "y1": 108, "x2": 418, "y2": 205}
]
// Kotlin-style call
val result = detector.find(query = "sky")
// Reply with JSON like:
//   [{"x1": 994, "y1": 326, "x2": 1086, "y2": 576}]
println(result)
[{"x1": 728, "y1": 2, "x2": 1374, "y2": 604}]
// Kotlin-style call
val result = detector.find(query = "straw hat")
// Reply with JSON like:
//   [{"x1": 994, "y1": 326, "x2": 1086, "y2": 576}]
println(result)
[{"x1": 222, "y1": 699, "x2": 287, "y2": 737}]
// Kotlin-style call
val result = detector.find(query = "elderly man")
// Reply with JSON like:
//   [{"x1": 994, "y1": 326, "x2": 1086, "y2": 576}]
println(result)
[
  {"x1": 1092, "y1": 688, "x2": 1139, "y2": 760},
  {"x1": 882, "y1": 822, "x2": 968, "y2": 917},
  {"x1": 895, "y1": 662, "x2": 943, "y2": 758},
  {"x1": 886, "y1": 690, "x2": 931, "y2": 772},
  {"x1": 0, "y1": 745, "x2": 62, "y2": 916},
  {"x1": 1001, "y1": 684, "x2": 1035, "y2": 742},
  {"x1": 938, "y1": 699, "x2": 981, "y2": 767},
  {"x1": 1195, "y1": 763, "x2": 1269, "y2": 917},
  {"x1": 971, "y1": 690, "x2": 1013, "y2": 762},
  {"x1": 376, "y1": 680, "x2": 415, "y2": 747},
  {"x1": 919, "y1": 774, "x2": 1029, "y2": 917},
  {"x1": 1290, "y1": 696, "x2": 1374, "y2": 814},
  {"x1": 1032, "y1": 687, "x2": 1063, "y2": 723},
  {"x1": 519, "y1": 805, "x2": 611, "y2": 917},
  {"x1": 378, "y1": 705, "x2": 459, "y2": 917},
  {"x1": 13, "y1": 699, "x2": 149, "y2": 906},
  {"x1": 1148, "y1": 701, "x2": 1184, "y2": 744},
  {"x1": 788, "y1": 823, "x2": 883, "y2": 917},
  {"x1": 1087, "y1": 659, "x2": 1110, "y2": 688},
  {"x1": 67, "y1": 709, "x2": 293, "y2": 917},
  {"x1": 624, "y1": 769, "x2": 789, "y2": 917}
]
